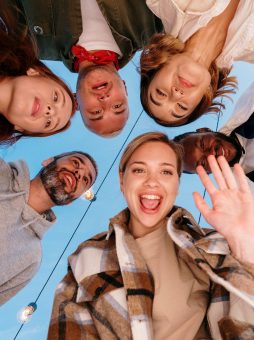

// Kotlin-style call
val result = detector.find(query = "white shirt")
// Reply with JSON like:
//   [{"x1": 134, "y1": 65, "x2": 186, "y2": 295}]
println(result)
[
  {"x1": 77, "y1": 0, "x2": 122, "y2": 56},
  {"x1": 146, "y1": 0, "x2": 254, "y2": 68},
  {"x1": 220, "y1": 82, "x2": 254, "y2": 194}
]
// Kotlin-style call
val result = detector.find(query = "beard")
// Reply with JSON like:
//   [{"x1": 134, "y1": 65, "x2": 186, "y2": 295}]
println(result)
[{"x1": 39, "y1": 160, "x2": 77, "y2": 206}]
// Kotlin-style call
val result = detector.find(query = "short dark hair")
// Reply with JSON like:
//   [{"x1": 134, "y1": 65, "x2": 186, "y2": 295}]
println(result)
[
  {"x1": 173, "y1": 131, "x2": 199, "y2": 143},
  {"x1": 53, "y1": 151, "x2": 98, "y2": 178}
]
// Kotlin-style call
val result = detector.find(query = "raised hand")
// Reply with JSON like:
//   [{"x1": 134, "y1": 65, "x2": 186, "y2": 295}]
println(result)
[{"x1": 193, "y1": 155, "x2": 254, "y2": 263}]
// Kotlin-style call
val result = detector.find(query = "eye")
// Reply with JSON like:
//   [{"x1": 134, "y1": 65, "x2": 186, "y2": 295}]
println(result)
[
  {"x1": 72, "y1": 159, "x2": 79, "y2": 168},
  {"x1": 53, "y1": 91, "x2": 58, "y2": 102},
  {"x1": 92, "y1": 109, "x2": 102, "y2": 114},
  {"x1": 83, "y1": 176, "x2": 88, "y2": 185},
  {"x1": 132, "y1": 168, "x2": 145, "y2": 174},
  {"x1": 177, "y1": 103, "x2": 187, "y2": 111},
  {"x1": 156, "y1": 89, "x2": 166, "y2": 97},
  {"x1": 113, "y1": 103, "x2": 122, "y2": 109},
  {"x1": 161, "y1": 169, "x2": 173, "y2": 175},
  {"x1": 45, "y1": 118, "x2": 51, "y2": 128}
]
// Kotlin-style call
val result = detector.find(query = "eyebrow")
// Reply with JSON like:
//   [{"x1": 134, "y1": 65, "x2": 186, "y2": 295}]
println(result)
[
  {"x1": 50, "y1": 117, "x2": 60, "y2": 132},
  {"x1": 114, "y1": 108, "x2": 126, "y2": 115},
  {"x1": 172, "y1": 112, "x2": 185, "y2": 119},
  {"x1": 88, "y1": 115, "x2": 103, "y2": 121},
  {"x1": 150, "y1": 93, "x2": 161, "y2": 106},
  {"x1": 129, "y1": 161, "x2": 176, "y2": 168},
  {"x1": 60, "y1": 88, "x2": 66, "y2": 107}
]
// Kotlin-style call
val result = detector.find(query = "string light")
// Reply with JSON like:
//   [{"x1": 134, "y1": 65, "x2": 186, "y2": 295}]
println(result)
[
  {"x1": 81, "y1": 187, "x2": 96, "y2": 201},
  {"x1": 17, "y1": 302, "x2": 37, "y2": 323}
]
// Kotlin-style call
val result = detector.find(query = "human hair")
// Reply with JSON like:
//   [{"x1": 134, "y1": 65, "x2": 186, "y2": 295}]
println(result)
[
  {"x1": 119, "y1": 132, "x2": 183, "y2": 177},
  {"x1": 140, "y1": 33, "x2": 237, "y2": 127},
  {"x1": 0, "y1": 1, "x2": 76, "y2": 146},
  {"x1": 53, "y1": 151, "x2": 98, "y2": 178}
]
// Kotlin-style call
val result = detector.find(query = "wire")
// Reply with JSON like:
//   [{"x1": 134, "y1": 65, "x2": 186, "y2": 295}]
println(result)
[
  {"x1": 13, "y1": 110, "x2": 144, "y2": 340},
  {"x1": 197, "y1": 103, "x2": 223, "y2": 225}
]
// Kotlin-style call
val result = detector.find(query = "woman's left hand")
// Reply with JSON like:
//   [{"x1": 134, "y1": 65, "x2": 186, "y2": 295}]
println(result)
[{"x1": 193, "y1": 155, "x2": 254, "y2": 263}]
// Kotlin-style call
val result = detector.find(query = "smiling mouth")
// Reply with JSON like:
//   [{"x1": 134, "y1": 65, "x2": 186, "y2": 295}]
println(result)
[
  {"x1": 31, "y1": 97, "x2": 40, "y2": 117},
  {"x1": 92, "y1": 82, "x2": 109, "y2": 91},
  {"x1": 178, "y1": 77, "x2": 194, "y2": 88},
  {"x1": 140, "y1": 194, "x2": 161, "y2": 213},
  {"x1": 62, "y1": 172, "x2": 77, "y2": 192}
]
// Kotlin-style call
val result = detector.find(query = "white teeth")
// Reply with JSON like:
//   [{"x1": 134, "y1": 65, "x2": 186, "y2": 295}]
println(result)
[
  {"x1": 141, "y1": 194, "x2": 160, "y2": 200},
  {"x1": 222, "y1": 148, "x2": 225, "y2": 156},
  {"x1": 65, "y1": 175, "x2": 73, "y2": 186}
]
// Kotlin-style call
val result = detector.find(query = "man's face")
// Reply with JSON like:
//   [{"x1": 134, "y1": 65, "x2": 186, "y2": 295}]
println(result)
[
  {"x1": 77, "y1": 65, "x2": 129, "y2": 136},
  {"x1": 180, "y1": 131, "x2": 241, "y2": 173},
  {"x1": 40, "y1": 153, "x2": 97, "y2": 205}
]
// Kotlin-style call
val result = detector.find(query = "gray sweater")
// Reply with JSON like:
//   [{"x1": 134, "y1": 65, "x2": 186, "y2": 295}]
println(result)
[{"x1": 0, "y1": 158, "x2": 56, "y2": 305}]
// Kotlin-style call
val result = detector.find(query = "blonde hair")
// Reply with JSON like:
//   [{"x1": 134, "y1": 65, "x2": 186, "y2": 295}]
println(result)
[
  {"x1": 119, "y1": 132, "x2": 183, "y2": 177},
  {"x1": 140, "y1": 33, "x2": 237, "y2": 126}
]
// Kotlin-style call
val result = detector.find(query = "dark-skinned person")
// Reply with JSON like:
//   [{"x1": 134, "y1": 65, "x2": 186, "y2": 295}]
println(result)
[
  {"x1": 8, "y1": 0, "x2": 163, "y2": 136},
  {"x1": 174, "y1": 82, "x2": 254, "y2": 194},
  {"x1": 0, "y1": 1, "x2": 76, "y2": 146},
  {"x1": 48, "y1": 132, "x2": 254, "y2": 340},
  {"x1": 140, "y1": 0, "x2": 254, "y2": 127},
  {"x1": 0, "y1": 151, "x2": 97, "y2": 306}
]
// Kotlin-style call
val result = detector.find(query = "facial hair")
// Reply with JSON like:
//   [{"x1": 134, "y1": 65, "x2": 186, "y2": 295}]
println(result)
[{"x1": 39, "y1": 160, "x2": 77, "y2": 205}]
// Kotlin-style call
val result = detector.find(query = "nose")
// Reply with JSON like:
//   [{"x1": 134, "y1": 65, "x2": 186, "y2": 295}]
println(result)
[
  {"x1": 74, "y1": 168, "x2": 84, "y2": 180},
  {"x1": 97, "y1": 93, "x2": 110, "y2": 101},
  {"x1": 144, "y1": 172, "x2": 159, "y2": 187},
  {"x1": 172, "y1": 86, "x2": 184, "y2": 99},
  {"x1": 44, "y1": 105, "x2": 54, "y2": 117}
]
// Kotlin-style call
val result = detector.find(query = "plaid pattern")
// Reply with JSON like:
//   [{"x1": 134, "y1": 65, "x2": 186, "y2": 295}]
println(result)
[{"x1": 48, "y1": 208, "x2": 254, "y2": 340}]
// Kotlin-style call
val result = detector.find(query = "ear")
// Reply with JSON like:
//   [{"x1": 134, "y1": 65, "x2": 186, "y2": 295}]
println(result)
[
  {"x1": 14, "y1": 125, "x2": 24, "y2": 132},
  {"x1": 196, "y1": 127, "x2": 212, "y2": 133},
  {"x1": 122, "y1": 80, "x2": 128, "y2": 96},
  {"x1": 119, "y1": 171, "x2": 124, "y2": 193},
  {"x1": 26, "y1": 68, "x2": 40, "y2": 76},
  {"x1": 42, "y1": 157, "x2": 55, "y2": 167}
]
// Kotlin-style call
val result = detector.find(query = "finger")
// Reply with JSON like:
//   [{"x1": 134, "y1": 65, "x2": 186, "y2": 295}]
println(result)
[
  {"x1": 234, "y1": 163, "x2": 252, "y2": 194},
  {"x1": 193, "y1": 192, "x2": 211, "y2": 220},
  {"x1": 207, "y1": 155, "x2": 227, "y2": 190},
  {"x1": 196, "y1": 164, "x2": 217, "y2": 196},
  {"x1": 217, "y1": 156, "x2": 238, "y2": 189}
]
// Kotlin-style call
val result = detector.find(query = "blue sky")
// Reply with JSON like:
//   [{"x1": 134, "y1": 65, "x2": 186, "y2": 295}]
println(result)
[{"x1": 0, "y1": 53, "x2": 253, "y2": 339}]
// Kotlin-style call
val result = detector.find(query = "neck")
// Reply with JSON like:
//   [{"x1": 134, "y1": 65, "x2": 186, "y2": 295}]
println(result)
[
  {"x1": 0, "y1": 77, "x2": 13, "y2": 118},
  {"x1": 28, "y1": 176, "x2": 54, "y2": 214},
  {"x1": 79, "y1": 58, "x2": 116, "y2": 72},
  {"x1": 128, "y1": 216, "x2": 167, "y2": 239},
  {"x1": 184, "y1": 0, "x2": 240, "y2": 69}
]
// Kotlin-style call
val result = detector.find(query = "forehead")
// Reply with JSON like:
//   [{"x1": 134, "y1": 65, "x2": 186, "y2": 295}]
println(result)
[
  {"x1": 57, "y1": 153, "x2": 92, "y2": 167},
  {"x1": 129, "y1": 141, "x2": 177, "y2": 162}
]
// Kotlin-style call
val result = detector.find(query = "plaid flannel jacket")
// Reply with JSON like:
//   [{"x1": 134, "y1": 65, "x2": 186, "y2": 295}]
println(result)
[{"x1": 48, "y1": 207, "x2": 254, "y2": 340}]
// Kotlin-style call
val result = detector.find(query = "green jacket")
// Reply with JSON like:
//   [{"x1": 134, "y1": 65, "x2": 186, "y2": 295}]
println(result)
[{"x1": 12, "y1": 0, "x2": 163, "y2": 71}]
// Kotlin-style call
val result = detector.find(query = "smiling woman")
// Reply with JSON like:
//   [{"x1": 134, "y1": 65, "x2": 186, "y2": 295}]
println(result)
[
  {"x1": 139, "y1": 0, "x2": 254, "y2": 127},
  {"x1": 48, "y1": 132, "x2": 254, "y2": 339},
  {"x1": 0, "y1": 2, "x2": 76, "y2": 146}
]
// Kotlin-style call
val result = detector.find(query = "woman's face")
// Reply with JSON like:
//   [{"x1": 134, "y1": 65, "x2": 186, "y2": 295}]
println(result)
[
  {"x1": 147, "y1": 54, "x2": 211, "y2": 125},
  {"x1": 120, "y1": 141, "x2": 179, "y2": 238},
  {"x1": 5, "y1": 69, "x2": 73, "y2": 134}
]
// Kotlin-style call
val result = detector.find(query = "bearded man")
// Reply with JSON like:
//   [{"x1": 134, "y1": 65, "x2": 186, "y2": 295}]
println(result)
[{"x1": 0, "y1": 151, "x2": 97, "y2": 305}]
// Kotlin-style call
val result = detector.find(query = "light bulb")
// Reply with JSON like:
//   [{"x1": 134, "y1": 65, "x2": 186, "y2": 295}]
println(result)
[
  {"x1": 17, "y1": 302, "x2": 37, "y2": 323},
  {"x1": 81, "y1": 187, "x2": 96, "y2": 201}
]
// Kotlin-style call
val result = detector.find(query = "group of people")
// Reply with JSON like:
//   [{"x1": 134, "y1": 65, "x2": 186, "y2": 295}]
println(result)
[{"x1": 1, "y1": 0, "x2": 254, "y2": 339}]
